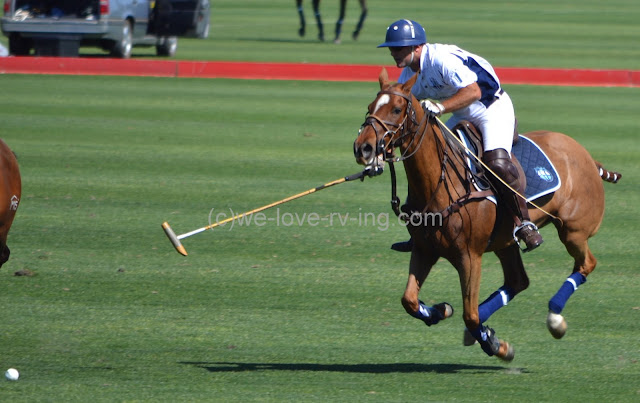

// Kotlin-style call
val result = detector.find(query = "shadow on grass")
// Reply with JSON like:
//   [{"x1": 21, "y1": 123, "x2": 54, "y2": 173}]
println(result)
[{"x1": 181, "y1": 361, "x2": 521, "y2": 374}]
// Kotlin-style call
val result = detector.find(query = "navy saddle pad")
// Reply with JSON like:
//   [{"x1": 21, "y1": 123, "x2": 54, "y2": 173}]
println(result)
[
  {"x1": 458, "y1": 132, "x2": 561, "y2": 202},
  {"x1": 512, "y1": 135, "x2": 561, "y2": 201}
]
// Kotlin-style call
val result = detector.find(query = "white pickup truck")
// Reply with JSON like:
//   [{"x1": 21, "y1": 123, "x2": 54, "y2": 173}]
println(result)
[{"x1": 1, "y1": 0, "x2": 210, "y2": 57}]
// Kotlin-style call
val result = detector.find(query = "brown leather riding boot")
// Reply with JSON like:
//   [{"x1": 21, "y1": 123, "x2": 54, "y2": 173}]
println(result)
[{"x1": 483, "y1": 149, "x2": 543, "y2": 252}]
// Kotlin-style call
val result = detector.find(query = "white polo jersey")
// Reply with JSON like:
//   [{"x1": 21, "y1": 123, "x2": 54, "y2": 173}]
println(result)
[{"x1": 397, "y1": 44, "x2": 516, "y2": 153}]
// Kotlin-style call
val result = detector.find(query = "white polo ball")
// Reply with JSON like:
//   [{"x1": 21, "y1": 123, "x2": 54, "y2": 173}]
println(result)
[{"x1": 5, "y1": 368, "x2": 19, "y2": 381}]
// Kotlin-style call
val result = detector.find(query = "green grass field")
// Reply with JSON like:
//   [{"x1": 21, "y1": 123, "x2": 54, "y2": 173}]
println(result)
[
  {"x1": 1, "y1": 0, "x2": 639, "y2": 401},
  {"x1": 0, "y1": 75, "x2": 638, "y2": 402}
]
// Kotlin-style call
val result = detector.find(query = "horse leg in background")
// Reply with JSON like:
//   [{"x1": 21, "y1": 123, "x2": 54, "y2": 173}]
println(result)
[
  {"x1": 464, "y1": 244, "x2": 530, "y2": 346},
  {"x1": 459, "y1": 253, "x2": 515, "y2": 361},
  {"x1": 296, "y1": 0, "x2": 306, "y2": 37},
  {"x1": 546, "y1": 227, "x2": 596, "y2": 339},
  {"x1": 312, "y1": 0, "x2": 324, "y2": 41},
  {"x1": 352, "y1": 0, "x2": 368, "y2": 40},
  {"x1": 334, "y1": 0, "x2": 347, "y2": 44},
  {"x1": 401, "y1": 248, "x2": 453, "y2": 327}
]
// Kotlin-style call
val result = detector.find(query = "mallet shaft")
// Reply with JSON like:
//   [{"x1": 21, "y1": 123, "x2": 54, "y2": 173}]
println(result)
[{"x1": 162, "y1": 170, "x2": 367, "y2": 256}]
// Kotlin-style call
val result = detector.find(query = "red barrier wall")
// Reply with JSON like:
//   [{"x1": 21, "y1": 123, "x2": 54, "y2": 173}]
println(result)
[{"x1": 1, "y1": 57, "x2": 639, "y2": 87}]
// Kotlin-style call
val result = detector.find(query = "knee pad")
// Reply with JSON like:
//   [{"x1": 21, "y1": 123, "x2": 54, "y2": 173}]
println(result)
[{"x1": 483, "y1": 148, "x2": 520, "y2": 189}]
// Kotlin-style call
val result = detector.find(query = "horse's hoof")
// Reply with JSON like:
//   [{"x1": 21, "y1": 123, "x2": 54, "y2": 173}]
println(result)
[
  {"x1": 462, "y1": 327, "x2": 477, "y2": 346},
  {"x1": 497, "y1": 340, "x2": 515, "y2": 362},
  {"x1": 547, "y1": 311, "x2": 567, "y2": 339},
  {"x1": 298, "y1": 26, "x2": 305, "y2": 37},
  {"x1": 434, "y1": 302, "x2": 454, "y2": 320}
]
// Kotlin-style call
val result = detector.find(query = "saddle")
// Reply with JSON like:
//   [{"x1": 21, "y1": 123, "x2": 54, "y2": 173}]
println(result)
[
  {"x1": 389, "y1": 120, "x2": 560, "y2": 222},
  {"x1": 453, "y1": 119, "x2": 520, "y2": 155},
  {"x1": 449, "y1": 120, "x2": 560, "y2": 203}
]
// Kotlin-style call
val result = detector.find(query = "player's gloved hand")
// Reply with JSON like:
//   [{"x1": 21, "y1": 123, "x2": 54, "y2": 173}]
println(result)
[{"x1": 420, "y1": 100, "x2": 445, "y2": 117}]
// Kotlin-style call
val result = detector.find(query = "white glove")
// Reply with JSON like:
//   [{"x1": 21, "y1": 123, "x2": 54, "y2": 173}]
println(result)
[{"x1": 420, "y1": 100, "x2": 446, "y2": 117}]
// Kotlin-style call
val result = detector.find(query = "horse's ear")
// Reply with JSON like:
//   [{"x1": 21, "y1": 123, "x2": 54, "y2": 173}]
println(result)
[
  {"x1": 379, "y1": 68, "x2": 389, "y2": 89},
  {"x1": 402, "y1": 72, "x2": 418, "y2": 93}
]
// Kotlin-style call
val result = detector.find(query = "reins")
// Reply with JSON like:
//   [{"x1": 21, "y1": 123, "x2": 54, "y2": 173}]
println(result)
[
  {"x1": 367, "y1": 89, "x2": 483, "y2": 219},
  {"x1": 362, "y1": 89, "x2": 433, "y2": 217},
  {"x1": 367, "y1": 88, "x2": 561, "y2": 224}
]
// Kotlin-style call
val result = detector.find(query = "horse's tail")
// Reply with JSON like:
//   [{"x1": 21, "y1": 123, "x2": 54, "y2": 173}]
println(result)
[{"x1": 595, "y1": 161, "x2": 622, "y2": 184}]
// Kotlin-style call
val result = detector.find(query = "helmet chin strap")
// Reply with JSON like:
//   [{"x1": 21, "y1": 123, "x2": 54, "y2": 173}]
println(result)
[{"x1": 408, "y1": 46, "x2": 416, "y2": 69}]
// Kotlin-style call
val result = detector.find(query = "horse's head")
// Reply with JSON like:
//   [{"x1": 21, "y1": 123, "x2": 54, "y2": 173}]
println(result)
[{"x1": 353, "y1": 68, "x2": 420, "y2": 171}]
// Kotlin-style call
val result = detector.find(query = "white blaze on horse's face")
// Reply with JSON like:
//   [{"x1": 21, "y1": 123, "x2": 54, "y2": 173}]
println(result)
[{"x1": 373, "y1": 94, "x2": 391, "y2": 114}]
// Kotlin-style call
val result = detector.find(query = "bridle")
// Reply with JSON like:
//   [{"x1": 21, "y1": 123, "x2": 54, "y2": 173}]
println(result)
[
  {"x1": 357, "y1": 86, "x2": 484, "y2": 220},
  {"x1": 358, "y1": 87, "x2": 437, "y2": 216},
  {"x1": 358, "y1": 89, "x2": 429, "y2": 163}
]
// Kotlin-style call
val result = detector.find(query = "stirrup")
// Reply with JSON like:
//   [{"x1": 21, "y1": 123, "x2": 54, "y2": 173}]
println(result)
[{"x1": 513, "y1": 221, "x2": 543, "y2": 252}]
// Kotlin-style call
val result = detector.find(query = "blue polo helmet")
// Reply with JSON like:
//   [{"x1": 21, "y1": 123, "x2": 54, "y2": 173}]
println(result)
[{"x1": 378, "y1": 19, "x2": 427, "y2": 48}]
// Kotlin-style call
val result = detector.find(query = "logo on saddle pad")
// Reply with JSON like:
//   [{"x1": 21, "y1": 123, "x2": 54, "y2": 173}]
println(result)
[{"x1": 534, "y1": 167, "x2": 554, "y2": 182}]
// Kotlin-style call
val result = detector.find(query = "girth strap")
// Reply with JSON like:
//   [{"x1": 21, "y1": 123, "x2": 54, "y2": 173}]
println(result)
[{"x1": 437, "y1": 190, "x2": 495, "y2": 220}]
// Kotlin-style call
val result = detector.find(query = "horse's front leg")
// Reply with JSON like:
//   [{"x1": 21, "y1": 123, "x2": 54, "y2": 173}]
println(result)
[
  {"x1": 401, "y1": 248, "x2": 453, "y2": 326},
  {"x1": 459, "y1": 253, "x2": 515, "y2": 361}
]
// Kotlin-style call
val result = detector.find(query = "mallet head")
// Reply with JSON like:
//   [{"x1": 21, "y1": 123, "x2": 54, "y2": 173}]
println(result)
[{"x1": 162, "y1": 221, "x2": 188, "y2": 256}]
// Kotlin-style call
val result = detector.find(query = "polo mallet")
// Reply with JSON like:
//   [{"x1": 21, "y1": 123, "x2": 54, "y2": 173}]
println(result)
[{"x1": 162, "y1": 169, "x2": 377, "y2": 256}]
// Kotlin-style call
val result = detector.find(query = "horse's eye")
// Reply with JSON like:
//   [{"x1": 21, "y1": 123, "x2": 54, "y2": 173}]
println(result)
[{"x1": 393, "y1": 107, "x2": 402, "y2": 114}]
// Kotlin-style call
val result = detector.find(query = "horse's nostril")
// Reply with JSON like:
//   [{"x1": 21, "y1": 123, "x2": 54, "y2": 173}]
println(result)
[
  {"x1": 361, "y1": 143, "x2": 374, "y2": 160},
  {"x1": 354, "y1": 141, "x2": 374, "y2": 160}
]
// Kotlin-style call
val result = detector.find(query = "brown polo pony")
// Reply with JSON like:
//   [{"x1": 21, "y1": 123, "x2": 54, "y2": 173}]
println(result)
[
  {"x1": 353, "y1": 69, "x2": 621, "y2": 361},
  {"x1": 0, "y1": 139, "x2": 21, "y2": 269}
]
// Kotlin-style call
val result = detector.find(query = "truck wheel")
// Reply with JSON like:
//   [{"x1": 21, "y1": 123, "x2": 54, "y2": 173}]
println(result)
[
  {"x1": 9, "y1": 33, "x2": 31, "y2": 56},
  {"x1": 156, "y1": 36, "x2": 177, "y2": 57},
  {"x1": 111, "y1": 20, "x2": 133, "y2": 58}
]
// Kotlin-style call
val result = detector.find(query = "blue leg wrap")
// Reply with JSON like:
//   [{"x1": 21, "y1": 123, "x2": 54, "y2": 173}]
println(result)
[
  {"x1": 411, "y1": 300, "x2": 444, "y2": 326},
  {"x1": 478, "y1": 286, "x2": 515, "y2": 324},
  {"x1": 469, "y1": 325, "x2": 500, "y2": 356},
  {"x1": 549, "y1": 272, "x2": 587, "y2": 314}
]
